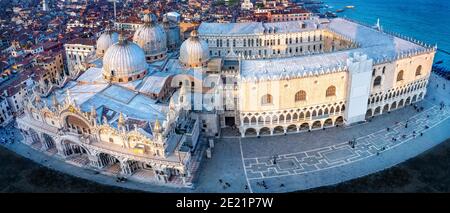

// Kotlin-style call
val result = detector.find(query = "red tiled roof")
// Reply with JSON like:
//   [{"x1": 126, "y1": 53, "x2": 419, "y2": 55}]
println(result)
[{"x1": 66, "y1": 37, "x2": 96, "y2": 46}]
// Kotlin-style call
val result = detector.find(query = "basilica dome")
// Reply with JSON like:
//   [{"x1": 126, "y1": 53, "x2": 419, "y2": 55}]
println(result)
[
  {"x1": 179, "y1": 30, "x2": 210, "y2": 68},
  {"x1": 102, "y1": 35, "x2": 148, "y2": 83},
  {"x1": 133, "y1": 14, "x2": 167, "y2": 63},
  {"x1": 96, "y1": 30, "x2": 119, "y2": 57}
]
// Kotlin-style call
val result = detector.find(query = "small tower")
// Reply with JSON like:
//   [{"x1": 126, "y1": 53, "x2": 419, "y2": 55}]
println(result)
[
  {"x1": 117, "y1": 112, "x2": 125, "y2": 130},
  {"x1": 154, "y1": 119, "x2": 162, "y2": 134},
  {"x1": 153, "y1": 119, "x2": 163, "y2": 141},
  {"x1": 42, "y1": 0, "x2": 48, "y2": 12}
]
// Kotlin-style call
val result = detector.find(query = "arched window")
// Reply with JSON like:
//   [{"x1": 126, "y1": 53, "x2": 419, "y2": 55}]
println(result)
[
  {"x1": 326, "y1": 86, "x2": 336, "y2": 97},
  {"x1": 261, "y1": 94, "x2": 273, "y2": 105},
  {"x1": 295, "y1": 90, "x2": 306, "y2": 102},
  {"x1": 415, "y1": 65, "x2": 422, "y2": 76},
  {"x1": 397, "y1": 70, "x2": 404, "y2": 82},
  {"x1": 373, "y1": 76, "x2": 382, "y2": 87}
]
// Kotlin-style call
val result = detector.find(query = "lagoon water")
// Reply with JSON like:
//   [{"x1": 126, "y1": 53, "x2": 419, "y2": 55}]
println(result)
[{"x1": 323, "y1": 0, "x2": 450, "y2": 68}]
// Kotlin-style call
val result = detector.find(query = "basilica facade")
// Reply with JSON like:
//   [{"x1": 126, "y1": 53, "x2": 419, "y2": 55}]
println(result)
[{"x1": 16, "y1": 15, "x2": 435, "y2": 187}]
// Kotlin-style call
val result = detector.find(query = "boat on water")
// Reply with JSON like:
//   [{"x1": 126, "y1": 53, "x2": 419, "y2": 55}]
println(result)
[
  {"x1": 325, "y1": 11, "x2": 337, "y2": 18},
  {"x1": 435, "y1": 60, "x2": 444, "y2": 64},
  {"x1": 346, "y1": 5, "x2": 355, "y2": 9},
  {"x1": 336, "y1": 9, "x2": 345, "y2": 13}
]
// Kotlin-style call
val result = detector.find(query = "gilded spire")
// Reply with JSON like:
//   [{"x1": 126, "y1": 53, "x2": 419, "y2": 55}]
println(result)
[
  {"x1": 154, "y1": 119, "x2": 161, "y2": 133},
  {"x1": 118, "y1": 112, "x2": 125, "y2": 126}
]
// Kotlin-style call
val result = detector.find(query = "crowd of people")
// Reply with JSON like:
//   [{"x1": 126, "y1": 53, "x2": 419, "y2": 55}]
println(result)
[
  {"x1": 0, "y1": 124, "x2": 17, "y2": 145},
  {"x1": 432, "y1": 65, "x2": 450, "y2": 80}
]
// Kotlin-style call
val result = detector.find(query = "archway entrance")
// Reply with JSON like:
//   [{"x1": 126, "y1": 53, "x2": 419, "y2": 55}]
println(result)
[
  {"x1": 374, "y1": 107, "x2": 381, "y2": 116},
  {"x1": 62, "y1": 140, "x2": 89, "y2": 166},
  {"x1": 391, "y1": 102, "x2": 397, "y2": 110},
  {"x1": 365, "y1": 109, "x2": 373, "y2": 119},
  {"x1": 42, "y1": 133, "x2": 56, "y2": 152},
  {"x1": 398, "y1": 99, "x2": 404, "y2": 108},
  {"x1": 273, "y1": 126, "x2": 284, "y2": 134},
  {"x1": 406, "y1": 97, "x2": 411, "y2": 105},
  {"x1": 98, "y1": 153, "x2": 121, "y2": 174},
  {"x1": 286, "y1": 124, "x2": 297, "y2": 133},
  {"x1": 383, "y1": 104, "x2": 390, "y2": 113},
  {"x1": 28, "y1": 128, "x2": 42, "y2": 149},
  {"x1": 335, "y1": 116, "x2": 344, "y2": 126},
  {"x1": 299, "y1": 123, "x2": 309, "y2": 131},
  {"x1": 225, "y1": 116, "x2": 235, "y2": 127},
  {"x1": 324, "y1": 118, "x2": 333, "y2": 127},
  {"x1": 312, "y1": 121, "x2": 322, "y2": 129},
  {"x1": 244, "y1": 128, "x2": 257, "y2": 137},
  {"x1": 131, "y1": 162, "x2": 158, "y2": 182},
  {"x1": 259, "y1": 127, "x2": 271, "y2": 135},
  {"x1": 412, "y1": 95, "x2": 417, "y2": 103},
  {"x1": 65, "y1": 115, "x2": 91, "y2": 134}
]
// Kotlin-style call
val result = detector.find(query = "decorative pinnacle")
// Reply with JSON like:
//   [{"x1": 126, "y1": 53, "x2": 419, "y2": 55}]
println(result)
[
  {"x1": 190, "y1": 30, "x2": 199, "y2": 39},
  {"x1": 118, "y1": 30, "x2": 126, "y2": 44},
  {"x1": 118, "y1": 112, "x2": 125, "y2": 126},
  {"x1": 154, "y1": 119, "x2": 161, "y2": 133}
]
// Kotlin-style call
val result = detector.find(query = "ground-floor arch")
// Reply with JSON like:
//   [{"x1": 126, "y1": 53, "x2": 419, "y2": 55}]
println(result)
[
  {"x1": 244, "y1": 128, "x2": 257, "y2": 136},
  {"x1": 383, "y1": 104, "x2": 390, "y2": 113},
  {"x1": 28, "y1": 128, "x2": 40, "y2": 144},
  {"x1": 299, "y1": 123, "x2": 310, "y2": 131},
  {"x1": 398, "y1": 99, "x2": 404, "y2": 108},
  {"x1": 287, "y1": 124, "x2": 297, "y2": 132},
  {"x1": 324, "y1": 118, "x2": 333, "y2": 127},
  {"x1": 406, "y1": 97, "x2": 411, "y2": 105},
  {"x1": 391, "y1": 101, "x2": 397, "y2": 110},
  {"x1": 42, "y1": 133, "x2": 56, "y2": 150},
  {"x1": 374, "y1": 106, "x2": 381, "y2": 115},
  {"x1": 312, "y1": 120, "x2": 322, "y2": 129},
  {"x1": 61, "y1": 140, "x2": 88, "y2": 156},
  {"x1": 273, "y1": 126, "x2": 284, "y2": 134},
  {"x1": 335, "y1": 116, "x2": 344, "y2": 125},
  {"x1": 365, "y1": 109, "x2": 373, "y2": 118},
  {"x1": 259, "y1": 127, "x2": 271, "y2": 135}
]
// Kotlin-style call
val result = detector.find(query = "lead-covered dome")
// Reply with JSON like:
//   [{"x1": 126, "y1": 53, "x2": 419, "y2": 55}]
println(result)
[
  {"x1": 179, "y1": 30, "x2": 210, "y2": 68},
  {"x1": 96, "y1": 30, "x2": 119, "y2": 57},
  {"x1": 133, "y1": 14, "x2": 167, "y2": 63},
  {"x1": 102, "y1": 35, "x2": 148, "y2": 83}
]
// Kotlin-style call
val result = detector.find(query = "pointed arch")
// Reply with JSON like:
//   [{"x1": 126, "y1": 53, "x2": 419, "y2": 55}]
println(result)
[
  {"x1": 295, "y1": 90, "x2": 307, "y2": 102},
  {"x1": 326, "y1": 86, "x2": 336, "y2": 97},
  {"x1": 397, "y1": 70, "x2": 404, "y2": 81}
]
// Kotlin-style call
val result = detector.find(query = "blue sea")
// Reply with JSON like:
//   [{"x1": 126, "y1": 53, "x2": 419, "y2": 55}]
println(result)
[{"x1": 322, "y1": 0, "x2": 450, "y2": 68}]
